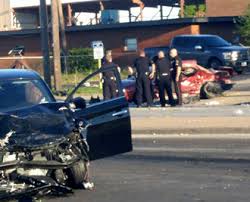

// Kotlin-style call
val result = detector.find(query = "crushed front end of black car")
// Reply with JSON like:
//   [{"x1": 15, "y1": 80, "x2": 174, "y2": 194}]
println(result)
[{"x1": 0, "y1": 103, "x2": 93, "y2": 201}]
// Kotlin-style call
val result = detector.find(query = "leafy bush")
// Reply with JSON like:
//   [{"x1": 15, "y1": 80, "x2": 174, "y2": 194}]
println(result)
[
  {"x1": 183, "y1": 4, "x2": 206, "y2": 17},
  {"x1": 68, "y1": 48, "x2": 98, "y2": 73},
  {"x1": 238, "y1": 5, "x2": 250, "y2": 45}
]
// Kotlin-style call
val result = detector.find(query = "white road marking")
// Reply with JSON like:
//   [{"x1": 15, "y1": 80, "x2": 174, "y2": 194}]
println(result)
[
  {"x1": 133, "y1": 146, "x2": 250, "y2": 154},
  {"x1": 133, "y1": 134, "x2": 250, "y2": 139}
]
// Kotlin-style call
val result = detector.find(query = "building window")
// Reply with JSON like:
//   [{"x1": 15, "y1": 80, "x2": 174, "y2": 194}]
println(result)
[{"x1": 124, "y1": 38, "x2": 138, "y2": 52}]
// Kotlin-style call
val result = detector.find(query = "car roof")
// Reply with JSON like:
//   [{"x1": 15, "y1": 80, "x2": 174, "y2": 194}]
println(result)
[
  {"x1": 175, "y1": 34, "x2": 218, "y2": 38},
  {"x1": 0, "y1": 69, "x2": 41, "y2": 80}
]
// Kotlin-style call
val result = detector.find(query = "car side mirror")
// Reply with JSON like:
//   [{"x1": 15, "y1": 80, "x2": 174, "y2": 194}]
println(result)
[
  {"x1": 70, "y1": 97, "x2": 86, "y2": 110},
  {"x1": 195, "y1": 45, "x2": 203, "y2": 51}
]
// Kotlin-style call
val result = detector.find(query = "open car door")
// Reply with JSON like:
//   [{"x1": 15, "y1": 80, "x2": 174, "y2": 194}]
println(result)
[{"x1": 66, "y1": 66, "x2": 132, "y2": 161}]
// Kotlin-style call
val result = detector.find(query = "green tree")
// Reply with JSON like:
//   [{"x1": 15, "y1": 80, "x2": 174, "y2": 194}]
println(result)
[
  {"x1": 238, "y1": 5, "x2": 250, "y2": 45},
  {"x1": 182, "y1": 4, "x2": 206, "y2": 17}
]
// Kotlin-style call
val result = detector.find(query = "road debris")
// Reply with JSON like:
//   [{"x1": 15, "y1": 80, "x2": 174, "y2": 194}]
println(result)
[{"x1": 0, "y1": 104, "x2": 92, "y2": 201}]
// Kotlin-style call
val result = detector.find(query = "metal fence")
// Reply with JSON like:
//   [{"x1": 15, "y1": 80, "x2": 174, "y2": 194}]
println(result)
[{"x1": 0, "y1": 55, "x2": 130, "y2": 91}]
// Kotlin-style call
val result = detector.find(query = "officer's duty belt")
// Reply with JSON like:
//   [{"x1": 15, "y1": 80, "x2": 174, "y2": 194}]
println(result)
[
  {"x1": 105, "y1": 76, "x2": 116, "y2": 81},
  {"x1": 161, "y1": 73, "x2": 169, "y2": 76}
]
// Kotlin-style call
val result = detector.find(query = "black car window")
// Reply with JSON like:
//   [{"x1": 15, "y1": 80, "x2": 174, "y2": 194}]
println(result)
[
  {"x1": 204, "y1": 36, "x2": 231, "y2": 47},
  {"x1": 174, "y1": 37, "x2": 197, "y2": 48},
  {"x1": 0, "y1": 79, "x2": 54, "y2": 112},
  {"x1": 187, "y1": 38, "x2": 199, "y2": 47},
  {"x1": 173, "y1": 37, "x2": 187, "y2": 47}
]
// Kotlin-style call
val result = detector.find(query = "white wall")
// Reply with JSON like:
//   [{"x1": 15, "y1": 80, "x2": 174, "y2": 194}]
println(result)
[
  {"x1": 10, "y1": 0, "x2": 100, "y2": 8},
  {"x1": 13, "y1": 12, "x2": 38, "y2": 29},
  {"x1": 0, "y1": 0, "x2": 11, "y2": 30}
]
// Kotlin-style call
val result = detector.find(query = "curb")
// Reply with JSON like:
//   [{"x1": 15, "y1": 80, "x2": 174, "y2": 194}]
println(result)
[{"x1": 132, "y1": 127, "x2": 250, "y2": 135}]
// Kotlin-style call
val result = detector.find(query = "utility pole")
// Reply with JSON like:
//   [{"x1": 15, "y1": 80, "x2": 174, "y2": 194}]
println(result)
[
  {"x1": 39, "y1": 0, "x2": 51, "y2": 88},
  {"x1": 51, "y1": 0, "x2": 62, "y2": 91},
  {"x1": 57, "y1": 0, "x2": 68, "y2": 73},
  {"x1": 180, "y1": 0, "x2": 185, "y2": 18},
  {"x1": 67, "y1": 4, "x2": 73, "y2": 26}
]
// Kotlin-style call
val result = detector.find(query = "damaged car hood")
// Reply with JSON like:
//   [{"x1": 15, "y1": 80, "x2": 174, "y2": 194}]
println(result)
[{"x1": 0, "y1": 103, "x2": 75, "y2": 150}]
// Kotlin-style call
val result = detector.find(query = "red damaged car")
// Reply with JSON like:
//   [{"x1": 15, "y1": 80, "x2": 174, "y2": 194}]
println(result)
[{"x1": 122, "y1": 60, "x2": 233, "y2": 104}]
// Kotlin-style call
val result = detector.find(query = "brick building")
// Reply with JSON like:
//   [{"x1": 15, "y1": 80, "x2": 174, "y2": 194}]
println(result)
[
  {"x1": 206, "y1": 0, "x2": 250, "y2": 17},
  {"x1": 0, "y1": 17, "x2": 238, "y2": 71},
  {"x1": 0, "y1": 0, "x2": 248, "y2": 72}
]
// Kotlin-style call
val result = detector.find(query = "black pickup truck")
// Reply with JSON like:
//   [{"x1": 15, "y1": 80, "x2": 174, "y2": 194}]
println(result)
[{"x1": 170, "y1": 35, "x2": 249, "y2": 74}]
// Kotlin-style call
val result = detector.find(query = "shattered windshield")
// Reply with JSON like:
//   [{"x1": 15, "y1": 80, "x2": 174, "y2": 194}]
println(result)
[{"x1": 0, "y1": 79, "x2": 53, "y2": 112}]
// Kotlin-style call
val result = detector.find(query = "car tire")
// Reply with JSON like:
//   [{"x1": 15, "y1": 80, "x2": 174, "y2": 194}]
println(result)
[
  {"x1": 67, "y1": 161, "x2": 87, "y2": 188},
  {"x1": 201, "y1": 82, "x2": 222, "y2": 99},
  {"x1": 208, "y1": 58, "x2": 222, "y2": 69}
]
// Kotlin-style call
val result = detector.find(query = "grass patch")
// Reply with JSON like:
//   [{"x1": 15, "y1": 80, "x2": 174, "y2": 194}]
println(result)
[
  {"x1": 73, "y1": 86, "x2": 102, "y2": 96},
  {"x1": 60, "y1": 69, "x2": 129, "y2": 97}
]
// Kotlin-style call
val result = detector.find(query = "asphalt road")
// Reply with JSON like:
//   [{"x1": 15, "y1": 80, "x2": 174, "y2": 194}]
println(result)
[
  {"x1": 46, "y1": 72, "x2": 250, "y2": 202},
  {"x1": 48, "y1": 135, "x2": 250, "y2": 202}
]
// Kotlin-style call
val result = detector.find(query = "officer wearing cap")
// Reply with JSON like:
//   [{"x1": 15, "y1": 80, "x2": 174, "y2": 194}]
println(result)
[
  {"x1": 102, "y1": 54, "x2": 120, "y2": 100},
  {"x1": 154, "y1": 51, "x2": 175, "y2": 107},
  {"x1": 169, "y1": 48, "x2": 183, "y2": 106},
  {"x1": 129, "y1": 50, "x2": 154, "y2": 107}
]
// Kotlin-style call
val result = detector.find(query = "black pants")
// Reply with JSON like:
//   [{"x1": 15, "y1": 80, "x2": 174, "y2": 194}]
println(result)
[
  {"x1": 173, "y1": 79, "x2": 183, "y2": 105},
  {"x1": 136, "y1": 75, "x2": 153, "y2": 106},
  {"x1": 158, "y1": 77, "x2": 175, "y2": 106},
  {"x1": 103, "y1": 80, "x2": 117, "y2": 100}
]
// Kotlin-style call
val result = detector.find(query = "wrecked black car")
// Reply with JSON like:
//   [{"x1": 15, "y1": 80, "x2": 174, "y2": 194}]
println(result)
[{"x1": 0, "y1": 69, "x2": 132, "y2": 201}]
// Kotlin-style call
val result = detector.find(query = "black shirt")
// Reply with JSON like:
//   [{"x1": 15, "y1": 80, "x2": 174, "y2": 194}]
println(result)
[
  {"x1": 102, "y1": 62, "x2": 118, "y2": 79},
  {"x1": 170, "y1": 56, "x2": 182, "y2": 78},
  {"x1": 155, "y1": 57, "x2": 171, "y2": 78},
  {"x1": 133, "y1": 56, "x2": 152, "y2": 76}
]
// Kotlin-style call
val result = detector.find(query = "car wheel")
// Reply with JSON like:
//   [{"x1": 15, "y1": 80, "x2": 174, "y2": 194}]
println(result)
[
  {"x1": 67, "y1": 160, "x2": 88, "y2": 188},
  {"x1": 201, "y1": 82, "x2": 222, "y2": 99},
  {"x1": 208, "y1": 58, "x2": 222, "y2": 69},
  {"x1": 54, "y1": 169, "x2": 67, "y2": 185}
]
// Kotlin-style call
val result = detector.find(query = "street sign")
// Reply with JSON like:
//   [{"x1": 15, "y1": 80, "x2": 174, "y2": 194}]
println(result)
[{"x1": 91, "y1": 41, "x2": 104, "y2": 60}]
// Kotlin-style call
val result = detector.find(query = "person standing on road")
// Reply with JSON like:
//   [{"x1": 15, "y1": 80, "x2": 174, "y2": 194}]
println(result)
[
  {"x1": 101, "y1": 54, "x2": 120, "y2": 100},
  {"x1": 154, "y1": 51, "x2": 175, "y2": 107},
  {"x1": 169, "y1": 48, "x2": 183, "y2": 106},
  {"x1": 101, "y1": 50, "x2": 112, "y2": 65},
  {"x1": 128, "y1": 50, "x2": 154, "y2": 107}
]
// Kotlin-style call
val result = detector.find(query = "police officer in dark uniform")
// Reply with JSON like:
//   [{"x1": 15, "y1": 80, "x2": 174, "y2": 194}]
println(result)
[
  {"x1": 101, "y1": 50, "x2": 112, "y2": 65},
  {"x1": 101, "y1": 54, "x2": 120, "y2": 100},
  {"x1": 169, "y1": 48, "x2": 183, "y2": 106},
  {"x1": 128, "y1": 50, "x2": 154, "y2": 107},
  {"x1": 154, "y1": 51, "x2": 175, "y2": 107}
]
